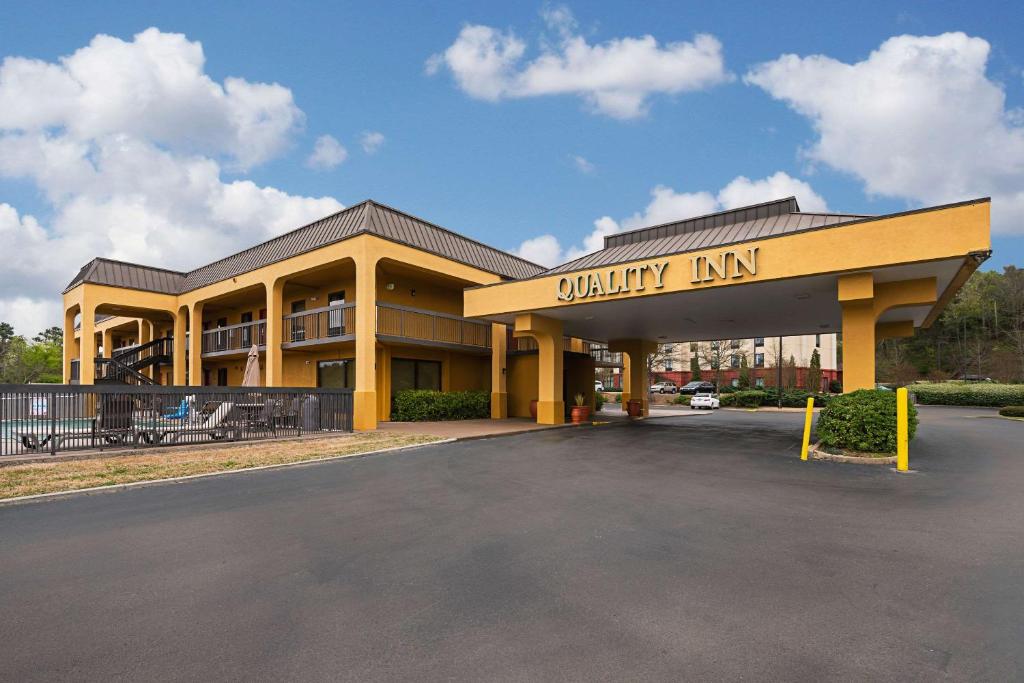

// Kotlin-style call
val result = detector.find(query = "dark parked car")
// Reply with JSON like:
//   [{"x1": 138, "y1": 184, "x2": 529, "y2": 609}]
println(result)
[{"x1": 679, "y1": 381, "x2": 717, "y2": 395}]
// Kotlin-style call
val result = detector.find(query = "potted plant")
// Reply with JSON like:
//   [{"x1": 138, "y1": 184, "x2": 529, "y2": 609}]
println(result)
[
  {"x1": 529, "y1": 399, "x2": 538, "y2": 419},
  {"x1": 571, "y1": 393, "x2": 591, "y2": 423},
  {"x1": 626, "y1": 398, "x2": 644, "y2": 417}
]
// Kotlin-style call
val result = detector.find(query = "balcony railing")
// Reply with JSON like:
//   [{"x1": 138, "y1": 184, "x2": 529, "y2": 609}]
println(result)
[
  {"x1": 376, "y1": 303, "x2": 491, "y2": 349},
  {"x1": 282, "y1": 304, "x2": 355, "y2": 346},
  {"x1": 201, "y1": 320, "x2": 267, "y2": 355}
]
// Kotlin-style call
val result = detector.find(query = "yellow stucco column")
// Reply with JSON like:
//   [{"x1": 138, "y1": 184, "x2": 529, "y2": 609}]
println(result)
[
  {"x1": 172, "y1": 307, "x2": 188, "y2": 386},
  {"x1": 138, "y1": 320, "x2": 154, "y2": 380},
  {"x1": 609, "y1": 339, "x2": 659, "y2": 416},
  {"x1": 354, "y1": 253, "x2": 379, "y2": 430},
  {"x1": 621, "y1": 353, "x2": 631, "y2": 411},
  {"x1": 264, "y1": 278, "x2": 286, "y2": 387},
  {"x1": 101, "y1": 328, "x2": 114, "y2": 359},
  {"x1": 63, "y1": 306, "x2": 78, "y2": 384},
  {"x1": 375, "y1": 345, "x2": 392, "y2": 421},
  {"x1": 188, "y1": 302, "x2": 205, "y2": 386},
  {"x1": 490, "y1": 322, "x2": 508, "y2": 419},
  {"x1": 514, "y1": 313, "x2": 564, "y2": 425},
  {"x1": 79, "y1": 304, "x2": 98, "y2": 385},
  {"x1": 839, "y1": 273, "x2": 937, "y2": 392}
]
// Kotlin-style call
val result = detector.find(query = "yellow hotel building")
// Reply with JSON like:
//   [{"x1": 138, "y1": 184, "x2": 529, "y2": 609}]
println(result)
[{"x1": 63, "y1": 196, "x2": 991, "y2": 430}]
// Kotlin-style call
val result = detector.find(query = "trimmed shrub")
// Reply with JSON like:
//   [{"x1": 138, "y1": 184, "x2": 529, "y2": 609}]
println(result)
[
  {"x1": 731, "y1": 390, "x2": 768, "y2": 407},
  {"x1": 604, "y1": 386, "x2": 623, "y2": 393},
  {"x1": 391, "y1": 390, "x2": 490, "y2": 421},
  {"x1": 816, "y1": 389, "x2": 918, "y2": 454},
  {"x1": 763, "y1": 388, "x2": 832, "y2": 408},
  {"x1": 999, "y1": 405, "x2": 1024, "y2": 418},
  {"x1": 912, "y1": 382, "x2": 1024, "y2": 407},
  {"x1": 673, "y1": 394, "x2": 691, "y2": 405},
  {"x1": 595, "y1": 392, "x2": 605, "y2": 411}
]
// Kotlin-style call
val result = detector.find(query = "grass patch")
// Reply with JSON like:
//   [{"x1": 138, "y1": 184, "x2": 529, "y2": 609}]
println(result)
[{"x1": 0, "y1": 432, "x2": 441, "y2": 500}]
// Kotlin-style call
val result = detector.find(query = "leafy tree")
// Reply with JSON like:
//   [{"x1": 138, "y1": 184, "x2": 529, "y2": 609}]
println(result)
[
  {"x1": 34, "y1": 326, "x2": 63, "y2": 347},
  {"x1": 738, "y1": 353, "x2": 751, "y2": 389},
  {"x1": 0, "y1": 322, "x2": 63, "y2": 383}
]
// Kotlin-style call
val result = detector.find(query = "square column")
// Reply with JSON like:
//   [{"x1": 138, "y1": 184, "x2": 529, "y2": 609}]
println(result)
[
  {"x1": 609, "y1": 339, "x2": 659, "y2": 416},
  {"x1": 78, "y1": 305, "x2": 97, "y2": 385},
  {"x1": 188, "y1": 302, "x2": 205, "y2": 386},
  {"x1": 491, "y1": 322, "x2": 508, "y2": 419},
  {"x1": 172, "y1": 308, "x2": 188, "y2": 386},
  {"x1": 264, "y1": 279, "x2": 286, "y2": 386},
  {"x1": 138, "y1": 320, "x2": 154, "y2": 380},
  {"x1": 514, "y1": 313, "x2": 563, "y2": 425},
  {"x1": 62, "y1": 306, "x2": 78, "y2": 384},
  {"x1": 101, "y1": 328, "x2": 114, "y2": 358},
  {"x1": 354, "y1": 253, "x2": 379, "y2": 430}
]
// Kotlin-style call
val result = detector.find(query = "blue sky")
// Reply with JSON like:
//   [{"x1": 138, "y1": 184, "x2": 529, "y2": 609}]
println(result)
[{"x1": 0, "y1": 1, "x2": 1021, "y2": 332}]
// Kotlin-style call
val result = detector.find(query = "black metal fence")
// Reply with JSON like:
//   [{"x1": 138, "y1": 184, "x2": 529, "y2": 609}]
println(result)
[{"x1": 0, "y1": 384, "x2": 354, "y2": 457}]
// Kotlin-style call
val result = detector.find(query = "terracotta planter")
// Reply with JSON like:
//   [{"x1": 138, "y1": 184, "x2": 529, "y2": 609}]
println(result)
[
  {"x1": 529, "y1": 399, "x2": 538, "y2": 419},
  {"x1": 570, "y1": 406, "x2": 591, "y2": 423},
  {"x1": 626, "y1": 398, "x2": 644, "y2": 417}
]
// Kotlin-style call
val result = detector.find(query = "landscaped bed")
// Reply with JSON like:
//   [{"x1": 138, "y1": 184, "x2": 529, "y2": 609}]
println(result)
[{"x1": 0, "y1": 432, "x2": 441, "y2": 501}]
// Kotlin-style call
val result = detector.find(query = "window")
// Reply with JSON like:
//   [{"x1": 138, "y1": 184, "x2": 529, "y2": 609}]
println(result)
[
  {"x1": 754, "y1": 337, "x2": 764, "y2": 347},
  {"x1": 689, "y1": 342, "x2": 697, "y2": 353},
  {"x1": 290, "y1": 300, "x2": 306, "y2": 342},
  {"x1": 327, "y1": 290, "x2": 346, "y2": 337},
  {"x1": 731, "y1": 378, "x2": 740, "y2": 388},
  {"x1": 815, "y1": 334, "x2": 821, "y2": 347},
  {"x1": 755, "y1": 353, "x2": 765, "y2": 367},
  {"x1": 730, "y1": 339, "x2": 740, "y2": 349},
  {"x1": 663, "y1": 344, "x2": 674, "y2": 353},
  {"x1": 755, "y1": 377, "x2": 765, "y2": 388},
  {"x1": 318, "y1": 359, "x2": 353, "y2": 388},
  {"x1": 664, "y1": 363, "x2": 673, "y2": 371},
  {"x1": 215, "y1": 317, "x2": 228, "y2": 351},
  {"x1": 730, "y1": 354, "x2": 740, "y2": 368},
  {"x1": 217, "y1": 368, "x2": 228, "y2": 386},
  {"x1": 391, "y1": 358, "x2": 442, "y2": 396}
]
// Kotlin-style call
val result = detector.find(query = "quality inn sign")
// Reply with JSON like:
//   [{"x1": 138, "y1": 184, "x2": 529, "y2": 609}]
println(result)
[{"x1": 554, "y1": 247, "x2": 759, "y2": 302}]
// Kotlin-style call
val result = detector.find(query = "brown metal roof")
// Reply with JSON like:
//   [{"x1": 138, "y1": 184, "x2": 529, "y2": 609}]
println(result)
[
  {"x1": 65, "y1": 200, "x2": 546, "y2": 295},
  {"x1": 543, "y1": 199, "x2": 870, "y2": 276}
]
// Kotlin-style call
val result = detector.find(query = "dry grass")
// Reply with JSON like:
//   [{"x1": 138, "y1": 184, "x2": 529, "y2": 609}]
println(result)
[{"x1": 0, "y1": 432, "x2": 442, "y2": 500}]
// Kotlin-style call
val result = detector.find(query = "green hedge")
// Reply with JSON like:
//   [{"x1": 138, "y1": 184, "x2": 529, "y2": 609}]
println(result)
[
  {"x1": 816, "y1": 389, "x2": 917, "y2": 454},
  {"x1": 719, "y1": 389, "x2": 830, "y2": 408},
  {"x1": 999, "y1": 405, "x2": 1024, "y2": 418},
  {"x1": 391, "y1": 390, "x2": 490, "y2": 421},
  {"x1": 912, "y1": 382, "x2": 1024, "y2": 407},
  {"x1": 673, "y1": 394, "x2": 692, "y2": 405}
]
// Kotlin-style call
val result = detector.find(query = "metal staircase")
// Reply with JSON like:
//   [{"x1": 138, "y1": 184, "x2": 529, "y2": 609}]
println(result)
[{"x1": 97, "y1": 336, "x2": 174, "y2": 385}]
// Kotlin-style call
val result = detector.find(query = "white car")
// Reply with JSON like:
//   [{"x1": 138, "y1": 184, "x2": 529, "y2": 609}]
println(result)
[
  {"x1": 690, "y1": 392, "x2": 720, "y2": 410},
  {"x1": 594, "y1": 380, "x2": 605, "y2": 391}
]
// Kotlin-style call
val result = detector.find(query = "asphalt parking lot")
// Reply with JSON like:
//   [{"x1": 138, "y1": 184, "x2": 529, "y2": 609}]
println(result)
[{"x1": 1, "y1": 407, "x2": 1021, "y2": 681}]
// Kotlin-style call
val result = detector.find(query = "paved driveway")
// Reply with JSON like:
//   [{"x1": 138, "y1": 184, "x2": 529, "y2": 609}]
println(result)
[{"x1": 1, "y1": 407, "x2": 1021, "y2": 680}]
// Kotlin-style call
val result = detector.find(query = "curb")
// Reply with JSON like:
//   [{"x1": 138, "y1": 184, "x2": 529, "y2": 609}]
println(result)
[
  {"x1": 0, "y1": 438, "x2": 456, "y2": 508},
  {"x1": 807, "y1": 443, "x2": 896, "y2": 465}
]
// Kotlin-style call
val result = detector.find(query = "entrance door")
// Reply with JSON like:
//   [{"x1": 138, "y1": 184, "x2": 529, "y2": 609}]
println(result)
[
  {"x1": 291, "y1": 301, "x2": 306, "y2": 342},
  {"x1": 327, "y1": 290, "x2": 346, "y2": 337},
  {"x1": 240, "y1": 311, "x2": 253, "y2": 348}
]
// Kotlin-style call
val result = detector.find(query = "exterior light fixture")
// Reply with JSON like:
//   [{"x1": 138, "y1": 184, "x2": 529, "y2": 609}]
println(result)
[{"x1": 385, "y1": 283, "x2": 396, "y2": 291}]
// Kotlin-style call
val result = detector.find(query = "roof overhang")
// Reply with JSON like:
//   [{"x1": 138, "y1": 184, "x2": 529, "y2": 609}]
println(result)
[{"x1": 464, "y1": 199, "x2": 991, "y2": 343}]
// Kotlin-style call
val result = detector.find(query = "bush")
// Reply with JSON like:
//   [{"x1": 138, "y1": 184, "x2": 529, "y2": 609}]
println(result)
[
  {"x1": 999, "y1": 405, "x2": 1024, "y2": 418},
  {"x1": 595, "y1": 393, "x2": 605, "y2": 411},
  {"x1": 912, "y1": 382, "x2": 1024, "y2": 407},
  {"x1": 763, "y1": 388, "x2": 832, "y2": 408},
  {"x1": 816, "y1": 389, "x2": 918, "y2": 454},
  {"x1": 673, "y1": 394, "x2": 691, "y2": 405},
  {"x1": 391, "y1": 390, "x2": 490, "y2": 421},
  {"x1": 604, "y1": 386, "x2": 622, "y2": 393},
  {"x1": 732, "y1": 390, "x2": 768, "y2": 407}
]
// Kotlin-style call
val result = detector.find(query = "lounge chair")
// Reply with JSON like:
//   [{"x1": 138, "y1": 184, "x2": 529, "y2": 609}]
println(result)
[
  {"x1": 156, "y1": 401, "x2": 237, "y2": 444},
  {"x1": 162, "y1": 399, "x2": 190, "y2": 420}
]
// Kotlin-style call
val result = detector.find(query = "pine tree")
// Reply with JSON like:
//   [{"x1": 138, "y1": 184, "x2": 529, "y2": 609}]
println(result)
[
  {"x1": 738, "y1": 353, "x2": 750, "y2": 389},
  {"x1": 807, "y1": 348, "x2": 822, "y2": 392},
  {"x1": 690, "y1": 355, "x2": 701, "y2": 381}
]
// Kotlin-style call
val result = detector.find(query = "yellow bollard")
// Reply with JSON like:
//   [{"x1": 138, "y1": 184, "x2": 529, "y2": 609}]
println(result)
[
  {"x1": 800, "y1": 397, "x2": 814, "y2": 461},
  {"x1": 896, "y1": 387, "x2": 909, "y2": 471}
]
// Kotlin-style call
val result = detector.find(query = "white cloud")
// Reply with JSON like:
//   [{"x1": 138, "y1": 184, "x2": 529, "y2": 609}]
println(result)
[
  {"x1": 428, "y1": 7, "x2": 730, "y2": 119},
  {"x1": 745, "y1": 32, "x2": 1024, "y2": 234},
  {"x1": 359, "y1": 131, "x2": 385, "y2": 154},
  {"x1": 0, "y1": 29, "x2": 342, "y2": 333},
  {"x1": 306, "y1": 134, "x2": 348, "y2": 169},
  {"x1": 513, "y1": 172, "x2": 827, "y2": 266},
  {"x1": 571, "y1": 154, "x2": 595, "y2": 174}
]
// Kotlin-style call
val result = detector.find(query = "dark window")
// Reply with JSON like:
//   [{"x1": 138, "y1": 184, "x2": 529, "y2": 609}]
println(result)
[
  {"x1": 730, "y1": 354, "x2": 740, "y2": 368},
  {"x1": 755, "y1": 377, "x2": 765, "y2": 388},
  {"x1": 217, "y1": 368, "x2": 228, "y2": 386},
  {"x1": 327, "y1": 290, "x2": 346, "y2": 337},
  {"x1": 290, "y1": 300, "x2": 306, "y2": 342},
  {"x1": 730, "y1": 339, "x2": 740, "y2": 349},
  {"x1": 202, "y1": 369, "x2": 211, "y2": 386},
  {"x1": 754, "y1": 337, "x2": 764, "y2": 347},
  {"x1": 755, "y1": 353, "x2": 765, "y2": 368},
  {"x1": 318, "y1": 359, "x2": 353, "y2": 388},
  {"x1": 689, "y1": 342, "x2": 697, "y2": 353},
  {"x1": 815, "y1": 334, "x2": 821, "y2": 347},
  {"x1": 391, "y1": 358, "x2": 442, "y2": 396},
  {"x1": 216, "y1": 317, "x2": 228, "y2": 351}
]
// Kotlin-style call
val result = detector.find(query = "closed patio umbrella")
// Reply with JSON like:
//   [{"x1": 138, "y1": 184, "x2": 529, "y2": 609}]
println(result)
[{"x1": 242, "y1": 345, "x2": 261, "y2": 387}]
